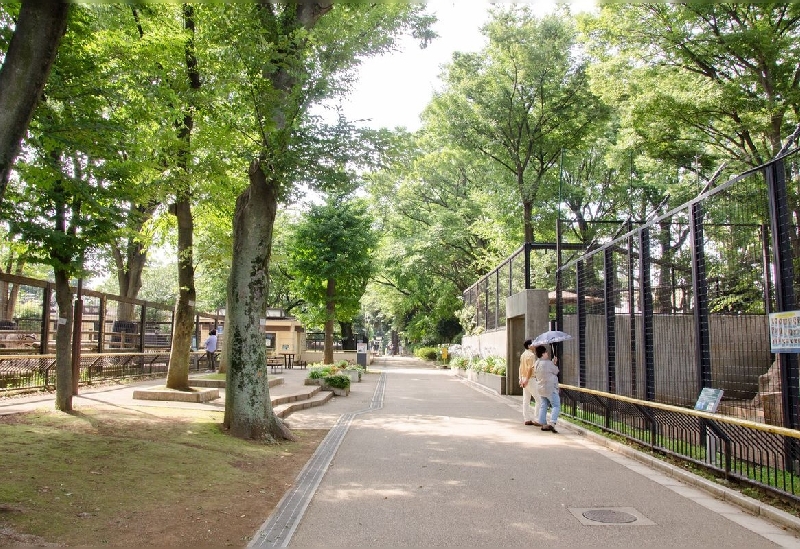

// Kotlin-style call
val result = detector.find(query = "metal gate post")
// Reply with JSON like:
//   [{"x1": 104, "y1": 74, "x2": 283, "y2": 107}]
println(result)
[
  {"x1": 604, "y1": 248, "x2": 616, "y2": 393},
  {"x1": 639, "y1": 228, "x2": 655, "y2": 401},
  {"x1": 765, "y1": 157, "x2": 800, "y2": 431},
  {"x1": 690, "y1": 203, "x2": 712, "y2": 390},
  {"x1": 577, "y1": 260, "x2": 587, "y2": 388}
]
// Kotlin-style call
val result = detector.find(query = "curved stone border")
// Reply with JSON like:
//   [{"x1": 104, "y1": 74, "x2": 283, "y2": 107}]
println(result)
[{"x1": 248, "y1": 371, "x2": 387, "y2": 548}]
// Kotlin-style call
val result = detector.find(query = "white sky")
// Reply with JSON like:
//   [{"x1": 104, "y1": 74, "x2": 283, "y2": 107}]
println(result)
[{"x1": 337, "y1": 1, "x2": 598, "y2": 131}]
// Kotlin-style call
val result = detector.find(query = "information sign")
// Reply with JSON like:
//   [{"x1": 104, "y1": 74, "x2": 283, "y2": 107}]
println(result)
[{"x1": 695, "y1": 387, "x2": 724, "y2": 413}]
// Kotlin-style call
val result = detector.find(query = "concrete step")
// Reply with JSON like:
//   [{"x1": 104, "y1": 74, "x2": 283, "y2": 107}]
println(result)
[
  {"x1": 273, "y1": 389, "x2": 333, "y2": 419},
  {"x1": 189, "y1": 376, "x2": 284, "y2": 389}
]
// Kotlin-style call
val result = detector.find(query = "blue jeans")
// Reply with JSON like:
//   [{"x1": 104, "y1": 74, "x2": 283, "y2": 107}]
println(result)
[{"x1": 538, "y1": 389, "x2": 560, "y2": 426}]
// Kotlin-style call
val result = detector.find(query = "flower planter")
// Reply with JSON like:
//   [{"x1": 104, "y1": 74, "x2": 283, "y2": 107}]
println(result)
[
  {"x1": 456, "y1": 369, "x2": 506, "y2": 395},
  {"x1": 331, "y1": 387, "x2": 350, "y2": 396},
  {"x1": 346, "y1": 369, "x2": 362, "y2": 382}
]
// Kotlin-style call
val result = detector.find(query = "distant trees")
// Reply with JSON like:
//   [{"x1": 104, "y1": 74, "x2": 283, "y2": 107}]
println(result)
[{"x1": 288, "y1": 195, "x2": 375, "y2": 364}]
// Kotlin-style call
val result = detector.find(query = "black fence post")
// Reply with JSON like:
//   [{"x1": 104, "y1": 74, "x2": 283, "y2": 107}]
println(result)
[
  {"x1": 40, "y1": 284, "x2": 52, "y2": 355},
  {"x1": 690, "y1": 203, "x2": 712, "y2": 390},
  {"x1": 604, "y1": 248, "x2": 616, "y2": 393},
  {"x1": 765, "y1": 157, "x2": 800, "y2": 432},
  {"x1": 628, "y1": 230, "x2": 637, "y2": 397},
  {"x1": 556, "y1": 220, "x2": 563, "y2": 333},
  {"x1": 760, "y1": 224, "x2": 773, "y2": 314},
  {"x1": 97, "y1": 295, "x2": 106, "y2": 353},
  {"x1": 577, "y1": 260, "x2": 587, "y2": 388},
  {"x1": 138, "y1": 304, "x2": 146, "y2": 354},
  {"x1": 495, "y1": 268, "x2": 500, "y2": 331},
  {"x1": 639, "y1": 228, "x2": 655, "y2": 401},
  {"x1": 524, "y1": 241, "x2": 532, "y2": 290}
]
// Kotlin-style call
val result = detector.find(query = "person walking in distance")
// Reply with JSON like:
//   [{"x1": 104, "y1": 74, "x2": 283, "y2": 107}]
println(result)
[
  {"x1": 518, "y1": 339, "x2": 542, "y2": 426},
  {"x1": 205, "y1": 329, "x2": 218, "y2": 372},
  {"x1": 534, "y1": 345, "x2": 560, "y2": 433}
]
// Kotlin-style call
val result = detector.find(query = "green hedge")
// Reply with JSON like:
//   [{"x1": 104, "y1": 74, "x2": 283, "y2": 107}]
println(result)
[{"x1": 414, "y1": 347, "x2": 439, "y2": 360}]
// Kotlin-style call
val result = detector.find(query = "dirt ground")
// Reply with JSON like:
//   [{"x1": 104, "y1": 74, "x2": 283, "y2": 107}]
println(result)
[{"x1": 0, "y1": 404, "x2": 327, "y2": 548}]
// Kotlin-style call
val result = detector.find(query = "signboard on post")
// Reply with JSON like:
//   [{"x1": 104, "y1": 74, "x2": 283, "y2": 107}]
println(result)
[
  {"x1": 356, "y1": 341, "x2": 367, "y2": 367},
  {"x1": 695, "y1": 387, "x2": 724, "y2": 413},
  {"x1": 769, "y1": 310, "x2": 800, "y2": 353}
]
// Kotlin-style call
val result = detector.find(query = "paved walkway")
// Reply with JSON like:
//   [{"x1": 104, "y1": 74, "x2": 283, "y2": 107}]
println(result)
[
  {"x1": 257, "y1": 356, "x2": 800, "y2": 548},
  {"x1": 3, "y1": 356, "x2": 800, "y2": 548}
]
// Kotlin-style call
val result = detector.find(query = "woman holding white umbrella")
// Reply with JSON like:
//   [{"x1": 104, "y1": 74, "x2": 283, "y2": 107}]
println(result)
[{"x1": 533, "y1": 345, "x2": 560, "y2": 433}]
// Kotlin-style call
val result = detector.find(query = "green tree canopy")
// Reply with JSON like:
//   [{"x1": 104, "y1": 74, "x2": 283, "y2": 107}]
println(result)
[{"x1": 288, "y1": 194, "x2": 374, "y2": 363}]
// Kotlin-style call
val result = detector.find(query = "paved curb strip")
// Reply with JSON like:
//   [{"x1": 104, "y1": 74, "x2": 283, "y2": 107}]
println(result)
[
  {"x1": 248, "y1": 372, "x2": 387, "y2": 548},
  {"x1": 457, "y1": 375, "x2": 800, "y2": 536},
  {"x1": 569, "y1": 424, "x2": 800, "y2": 535}
]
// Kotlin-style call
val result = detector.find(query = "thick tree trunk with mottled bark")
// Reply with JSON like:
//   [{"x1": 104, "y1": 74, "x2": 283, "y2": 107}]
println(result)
[
  {"x1": 223, "y1": 161, "x2": 294, "y2": 441},
  {"x1": 223, "y1": 0, "x2": 333, "y2": 441},
  {"x1": 0, "y1": 2, "x2": 69, "y2": 204}
]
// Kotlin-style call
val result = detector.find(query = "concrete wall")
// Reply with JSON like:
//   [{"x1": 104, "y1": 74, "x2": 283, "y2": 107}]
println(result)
[
  {"x1": 462, "y1": 289, "x2": 550, "y2": 396},
  {"x1": 461, "y1": 330, "x2": 507, "y2": 359}
]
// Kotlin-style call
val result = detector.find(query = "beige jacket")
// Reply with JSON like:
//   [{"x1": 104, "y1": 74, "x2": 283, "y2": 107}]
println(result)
[{"x1": 518, "y1": 348, "x2": 536, "y2": 385}]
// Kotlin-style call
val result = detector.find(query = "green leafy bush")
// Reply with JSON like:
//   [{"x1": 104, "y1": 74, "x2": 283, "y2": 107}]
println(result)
[
  {"x1": 449, "y1": 356, "x2": 468, "y2": 370},
  {"x1": 323, "y1": 374, "x2": 351, "y2": 389},
  {"x1": 414, "y1": 347, "x2": 438, "y2": 360},
  {"x1": 308, "y1": 366, "x2": 333, "y2": 379}
]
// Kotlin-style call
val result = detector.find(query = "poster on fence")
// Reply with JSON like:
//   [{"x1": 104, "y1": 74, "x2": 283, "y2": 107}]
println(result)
[
  {"x1": 769, "y1": 310, "x2": 800, "y2": 353},
  {"x1": 694, "y1": 387, "x2": 724, "y2": 413}
]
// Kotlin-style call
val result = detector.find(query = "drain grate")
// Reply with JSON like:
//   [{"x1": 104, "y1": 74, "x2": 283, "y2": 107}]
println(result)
[
  {"x1": 248, "y1": 372, "x2": 387, "y2": 548},
  {"x1": 569, "y1": 507, "x2": 655, "y2": 526},
  {"x1": 582, "y1": 509, "x2": 638, "y2": 524}
]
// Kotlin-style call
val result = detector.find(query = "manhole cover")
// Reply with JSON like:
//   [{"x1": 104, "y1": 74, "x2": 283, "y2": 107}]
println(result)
[{"x1": 582, "y1": 509, "x2": 638, "y2": 524}]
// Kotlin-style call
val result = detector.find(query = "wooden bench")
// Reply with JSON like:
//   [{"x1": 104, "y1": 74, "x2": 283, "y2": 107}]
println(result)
[
  {"x1": 294, "y1": 360, "x2": 307, "y2": 369},
  {"x1": 267, "y1": 357, "x2": 283, "y2": 373}
]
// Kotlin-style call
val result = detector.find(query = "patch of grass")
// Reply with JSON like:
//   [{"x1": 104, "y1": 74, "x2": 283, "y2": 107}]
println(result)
[{"x1": 0, "y1": 407, "x2": 325, "y2": 546}]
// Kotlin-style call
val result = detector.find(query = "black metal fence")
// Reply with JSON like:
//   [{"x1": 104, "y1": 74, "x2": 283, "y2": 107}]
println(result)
[
  {"x1": 463, "y1": 147, "x2": 800, "y2": 503},
  {"x1": 556, "y1": 150, "x2": 800, "y2": 428},
  {"x1": 0, "y1": 273, "x2": 224, "y2": 392},
  {"x1": 462, "y1": 244, "x2": 558, "y2": 333}
]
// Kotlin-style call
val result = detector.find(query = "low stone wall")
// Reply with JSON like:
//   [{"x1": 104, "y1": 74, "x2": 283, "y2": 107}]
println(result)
[
  {"x1": 299, "y1": 350, "x2": 374, "y2": 367},
  {"x1": 454, "y1": 368, "x2": 506, "y2": 395}
]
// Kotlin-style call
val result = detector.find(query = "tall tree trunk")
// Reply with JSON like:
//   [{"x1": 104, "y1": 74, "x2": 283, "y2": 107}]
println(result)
[
  {"x1": 339, "y1": 320, "x2": 355, "y2": 351},
  {"x1": 222, "y1": 0, "x2": 333, "y2": 441},
  {"x1": 0, "y1": 256, "x2": 24, "y2": 321},
  {"x1": 166, "y1": 199, "x2": 195, "y2": 390},
  {"x1": 223, "y1": 161, "x2": 294, "y2": 441},
  {"x1": 54, "y1": 269, "x2": 74, "y2": 412},
  {"x1": 0, "y1": 2, "x2": 69, "y2": 204},
  {"x1": 523, "y1": 199, "x2": 534, "y2": 243},
  {"x1": 166, "y1": 4, "x2": 200, "y2": 390},
  {"x1": 112, "y1": 238, "x2": 148, "y2": 322},
  {"x1": 324, "y1": 278, "x2": 336, "y2": 364}
]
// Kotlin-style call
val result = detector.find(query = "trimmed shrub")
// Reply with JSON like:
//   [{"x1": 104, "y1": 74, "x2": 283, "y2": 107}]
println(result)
[
  {"x1": 414, "y1": 347, "x2": 438, "y2": 360},
  {"x1": 323, "y1": 374, "x2": 351, "y2": 390}
]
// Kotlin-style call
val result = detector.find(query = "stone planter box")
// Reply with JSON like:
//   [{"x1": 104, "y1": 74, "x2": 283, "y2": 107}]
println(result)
[
  {"x1": 343, "y1": 369, "x2": 362, "y2": 383},
  {"x1": 456, "y1": 369, "x2": 506, "y2": 395},
  {"x1": 331, "y1": 386, "x2": 350, "y2": 396}
]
